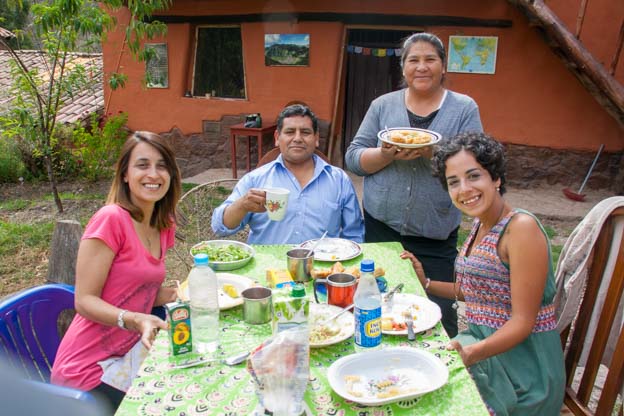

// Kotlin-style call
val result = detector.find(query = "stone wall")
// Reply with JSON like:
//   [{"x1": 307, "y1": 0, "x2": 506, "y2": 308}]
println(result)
[
  {"x1": 162, "y1": 115, "x2": 331, "y2": 179},
  {"x1": 505, "y1": 144, "x2": 623, "y2": 193}
]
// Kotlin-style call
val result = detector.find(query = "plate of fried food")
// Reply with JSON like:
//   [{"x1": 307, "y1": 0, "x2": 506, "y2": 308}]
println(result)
[
  {"x1": 381, "y1": 293, "x2": 442, "y2": 335},
  {"x1": 309, "y1": 303, "x2": 354, "y2": 348},
  {"x1": 377, "y1": 127, "x2": 441, "y2": 149},
  {"x1": 177, "y1": 273, "x2": 255, "y2": 310},
  {"x1": 327, "y1": 347, "x2": 448, "y2": 406}
]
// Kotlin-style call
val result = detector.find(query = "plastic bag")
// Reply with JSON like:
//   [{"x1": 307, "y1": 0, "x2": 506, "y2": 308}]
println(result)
[{"x1": 247, "y1": 326, "x2": 309, "y2": 415}]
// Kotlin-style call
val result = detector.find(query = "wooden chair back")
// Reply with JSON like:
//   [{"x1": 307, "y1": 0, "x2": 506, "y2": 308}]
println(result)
[
  {"x1": 257, "y1": 147, "x2": 330, "y2": 168},
  {"x1": 559, "y1": 207, "x2": 624, "y2": 415},
  {"x1": 167, "y1": 179, "x2": 249, "y2": 281}
]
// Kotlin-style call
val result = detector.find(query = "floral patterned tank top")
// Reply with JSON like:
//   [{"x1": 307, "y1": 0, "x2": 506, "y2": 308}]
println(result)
[{"x1": 456, "y1": 209, "x2": 557, "y2": 332}]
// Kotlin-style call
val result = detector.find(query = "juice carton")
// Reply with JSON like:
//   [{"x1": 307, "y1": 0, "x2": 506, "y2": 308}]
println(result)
[
  {"x1": 165, "y1": 301, "x2": 193, "y2": 357},
  {"x1": 272, "y1": 284, "x2": 309, "y2": 334}
]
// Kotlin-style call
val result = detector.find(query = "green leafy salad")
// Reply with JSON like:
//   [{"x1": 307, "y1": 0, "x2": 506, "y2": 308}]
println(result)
[{"x1": 191, "y1": 242, "x2": 251, "y2": 262}]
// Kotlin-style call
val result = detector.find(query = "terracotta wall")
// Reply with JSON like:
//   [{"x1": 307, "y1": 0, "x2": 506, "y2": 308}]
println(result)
[{"x1": 103, "y1": 0, "x2": 623, "y2": 153}]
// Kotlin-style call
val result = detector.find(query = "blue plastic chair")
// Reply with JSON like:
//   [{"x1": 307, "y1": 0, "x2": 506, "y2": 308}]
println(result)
[{"x1": 0, "y1": 283, "x2": 75, "y2": 382}]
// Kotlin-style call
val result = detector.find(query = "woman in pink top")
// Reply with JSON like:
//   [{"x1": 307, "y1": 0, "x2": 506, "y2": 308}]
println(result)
[{"x1": 51, "y1": 131, "x2": 181, "y2": 412}]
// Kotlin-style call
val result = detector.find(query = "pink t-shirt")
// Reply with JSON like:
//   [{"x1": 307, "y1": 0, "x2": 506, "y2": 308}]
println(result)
[{"x1": 51, "y1": 204, "x2": 175, "y2": 391}]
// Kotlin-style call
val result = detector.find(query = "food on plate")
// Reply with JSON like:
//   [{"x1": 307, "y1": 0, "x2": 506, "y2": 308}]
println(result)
[
  {"x1": 382, "y1": 305, "x2": 420, "y2": 332},
  {"x1": 381, "y1": 316, "x2": 407, "y2": 331},
  {"x1": 222, "y1": 283, "x2": 239, "y2": 298},
  {"x1": 190, "y1": 242, "x2": 250, "y2": 262},
  {"x1": 311, "y1": 263, "x2": 385, "y2": 280},
  {"x1": 388, "y1": 129, "x2": 432, "y2": 145},
  {"x1": 309, "y1": 323, "x2": 341, "y2": 343},
  {"x1": 309, "y1": 308, "x2": 342, "y2": 343}
]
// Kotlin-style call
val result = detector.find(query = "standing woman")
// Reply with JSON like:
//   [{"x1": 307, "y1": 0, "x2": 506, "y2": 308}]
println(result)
[
  {"x1": 345, "y1": 32, "x2": 483, "y2": 337},
  {"x1": 404, "y1": 132, "x2": 565, "y2": 415},
  {"x1": 52, "y1": 132, "x2": 181, "y2": 413}
]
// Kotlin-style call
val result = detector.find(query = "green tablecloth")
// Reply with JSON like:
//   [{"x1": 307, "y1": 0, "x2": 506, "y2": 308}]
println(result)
[{"x1": 116, "y1": 242, "x2": 489, "y2": 416}]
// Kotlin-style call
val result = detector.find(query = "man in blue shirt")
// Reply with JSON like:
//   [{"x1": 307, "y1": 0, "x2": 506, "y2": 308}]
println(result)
[{"x1": 212, "y1": 104, "x2": 364, "y2": 244}]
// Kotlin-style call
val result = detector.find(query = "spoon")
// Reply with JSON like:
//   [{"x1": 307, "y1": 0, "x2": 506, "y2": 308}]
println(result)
[
  {"x1": 223, "y1": 350, "x2": 250, "y2": 366},
  {"x1": 317, "y1": 303, "x2": 354, "y2": 328},
  {"x1": 308, "y1": 230, "x2": 328, "y2": 255}
]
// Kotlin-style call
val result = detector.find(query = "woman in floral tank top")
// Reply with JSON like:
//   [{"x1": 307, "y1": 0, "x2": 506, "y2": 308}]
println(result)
[{"x1": 402, "y1": 132, "x2": 564, "y2": 415}]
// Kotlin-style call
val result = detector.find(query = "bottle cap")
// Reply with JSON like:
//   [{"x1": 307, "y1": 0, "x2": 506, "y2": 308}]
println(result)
[
  {"x1": 360, "y1": 259, "x2": 374, "y2": 272},
  {"x1": 193, "y1": 253, "x2": 209, "y2": 265},
  {"x1": 291, "y1": 283, "x2": 306, "y2": 298}
]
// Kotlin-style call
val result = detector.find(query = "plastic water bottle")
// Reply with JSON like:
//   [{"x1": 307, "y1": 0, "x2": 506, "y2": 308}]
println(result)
[
  {"x1": 353, "y1": 259, "x2": 382, "y2": 352},
  {"x1": 188, "y1": 253, "x2": 219, "y2": 354}
]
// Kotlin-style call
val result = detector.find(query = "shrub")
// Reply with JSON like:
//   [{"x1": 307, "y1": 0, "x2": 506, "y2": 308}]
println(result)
[
  {"x1": 0, "y1": 137, "x2": 27, "y2": 183},
  {"x1": 70, "y1": 112, "x2": 129, "y2": 181}
]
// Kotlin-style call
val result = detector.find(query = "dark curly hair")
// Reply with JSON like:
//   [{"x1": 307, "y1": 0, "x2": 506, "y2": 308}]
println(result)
[{"x1": 431, "y1": 132, "x2": 507, "y2": 195}]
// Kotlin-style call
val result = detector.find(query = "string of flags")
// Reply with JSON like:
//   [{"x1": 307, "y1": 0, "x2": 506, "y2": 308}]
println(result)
[{"x1": 347, "y1": 45, "x2": 402, "y2": 57}]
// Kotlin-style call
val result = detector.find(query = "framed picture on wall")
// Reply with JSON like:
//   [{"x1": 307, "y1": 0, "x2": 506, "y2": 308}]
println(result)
[
  {"x1": 447, "y1": 36, "x2": 498, "y2": 74},
  {"x1": 264, "y1": 34, "x2": 310, "y2": 66},
  {"x1": 145, "y1": 43, "x2": 169, "y2": 88}
]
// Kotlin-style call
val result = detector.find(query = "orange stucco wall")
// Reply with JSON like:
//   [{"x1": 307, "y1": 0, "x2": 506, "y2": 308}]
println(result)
[{"x1": 103, "y1": 0, "x2": 624, "y2": 152}]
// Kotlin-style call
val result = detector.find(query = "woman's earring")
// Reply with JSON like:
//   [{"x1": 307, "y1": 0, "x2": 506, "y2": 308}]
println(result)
[{"x1": 496, "y1": 187, "x2": 500, "y2": 192}]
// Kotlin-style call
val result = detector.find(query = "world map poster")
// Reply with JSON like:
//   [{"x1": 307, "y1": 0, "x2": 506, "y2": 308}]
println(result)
[{"x1": 447, "y1": 36, "x2": 498, "y2": 74}]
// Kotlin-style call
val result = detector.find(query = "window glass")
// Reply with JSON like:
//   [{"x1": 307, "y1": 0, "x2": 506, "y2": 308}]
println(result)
[
  {"x1": 193, "y1": 26, "x2": 245, "y2": 99},
  {"x1": 145, "y1": 43, "x2": 168, "y2": 88}
]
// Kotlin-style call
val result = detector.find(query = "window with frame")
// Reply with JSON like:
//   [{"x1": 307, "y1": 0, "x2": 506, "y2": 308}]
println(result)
[
  {"x1": 145, "y1": 43, "x2": 169, "y2": 88},
  {"x1": 193, "y1": 26, "x2": 245, "y2": 99}
]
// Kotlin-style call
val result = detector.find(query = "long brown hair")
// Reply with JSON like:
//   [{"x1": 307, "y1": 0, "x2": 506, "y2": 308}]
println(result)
[{"x1": 106, "y1": 131, "x2": 181, "y2": 230}]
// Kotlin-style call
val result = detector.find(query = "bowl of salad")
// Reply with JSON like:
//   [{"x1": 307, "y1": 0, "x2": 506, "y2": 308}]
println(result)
[{"x1": 190, "y1": 240, "x2": 255, "y2": 271}]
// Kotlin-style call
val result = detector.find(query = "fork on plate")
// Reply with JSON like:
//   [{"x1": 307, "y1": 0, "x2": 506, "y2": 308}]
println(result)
[{"x1": 403, "y1": 309, "x2": 416, "y2": 341}]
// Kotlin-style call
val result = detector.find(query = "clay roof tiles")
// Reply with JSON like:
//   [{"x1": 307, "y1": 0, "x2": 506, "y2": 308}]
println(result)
[{"x1": 0, "y1": 50, "x2": 103, "y2": 125}]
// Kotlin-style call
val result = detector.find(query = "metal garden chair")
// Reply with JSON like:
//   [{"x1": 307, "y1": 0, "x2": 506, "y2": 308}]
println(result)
[{"x1": 167, "y1": 179, "x2": 250, "y2": 282}]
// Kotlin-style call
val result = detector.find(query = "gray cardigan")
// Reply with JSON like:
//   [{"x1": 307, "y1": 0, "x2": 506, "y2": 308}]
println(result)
[{"x1": 345, "y1": 89, "x2": 483, "y2": 240}]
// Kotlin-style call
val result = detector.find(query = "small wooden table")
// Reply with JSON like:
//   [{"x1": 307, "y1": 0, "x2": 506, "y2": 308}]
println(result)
[{"x1": 229, "y1": 122, "x2": 277, "y2": 179}]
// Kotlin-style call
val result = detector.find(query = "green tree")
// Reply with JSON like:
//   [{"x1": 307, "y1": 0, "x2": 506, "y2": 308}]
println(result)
[
  {"x1": 0, "y1": 0, "x2": 34, "y2": 49},
  {"x1": 0, "y1": 0, "x2": 171, "y2": 213}
]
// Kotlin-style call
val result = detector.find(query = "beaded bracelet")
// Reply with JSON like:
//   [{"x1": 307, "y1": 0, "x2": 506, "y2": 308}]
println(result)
[{"x1": 117, "y1": 309, "x2": 128, "y2": 330}]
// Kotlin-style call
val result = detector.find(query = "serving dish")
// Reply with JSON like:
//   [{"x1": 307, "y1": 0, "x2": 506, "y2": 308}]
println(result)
[
  {"x1": 309, "y1": 303, "x2": 354, "y2": 348},
  {"x1": 377, "y1": 127, "x2": 441, "y2": 149},
  {"x1": 190, "y1": 240, "x2": 255, "y2": 271},
  {"x1": 177, "y1": 273, "x2": 255, "y2": 310},
  {"x1": 327, "y1": 347, "x2": 448, "y2": 406},
  {"x1": 382, "y1": 293, "x2": 442, "y2": 335},
  {"x1": 298, "y1": 238, "x2": 362, "y2": 262}
]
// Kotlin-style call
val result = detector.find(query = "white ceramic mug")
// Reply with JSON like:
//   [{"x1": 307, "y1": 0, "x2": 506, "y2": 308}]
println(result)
[{"x1": 264, "y1": 188, "x2": 289, "y2": 221}]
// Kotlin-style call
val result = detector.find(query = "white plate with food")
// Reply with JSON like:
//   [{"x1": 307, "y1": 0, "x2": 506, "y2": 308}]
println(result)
[
  {"x1": 299, "y1": 238, "x2": 362, "y2": 262},
  {"x1": 327, "y1": 347, "x2": 448, "y2": 406},
  {"x1": 177, "y1": 273, "x2": 255, "y2": 310},
  {"x1": 309, "y1": 303, "x2": 354, "y2": 348},
  {"x1": 381, "y1": 293, "x2": 442, "y2": 335},
  {"x1": 377, "y1": 127, "x2": 441, "y2": 149},
  {"x1": 189, "y1": 240, "x2": 255, "y2": 271}
]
